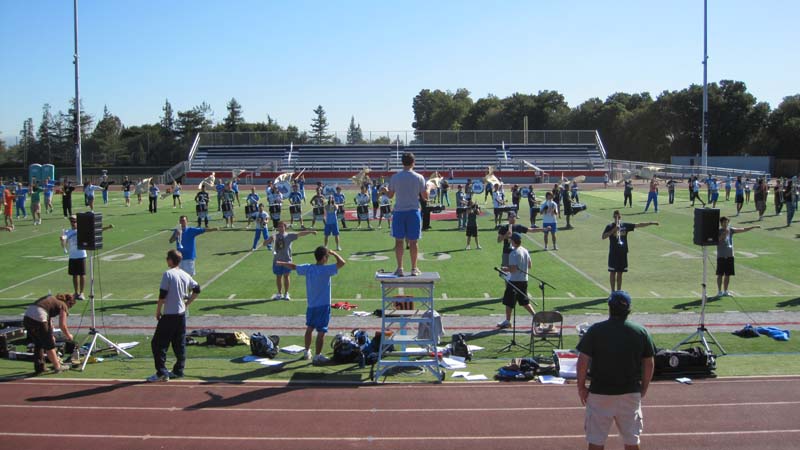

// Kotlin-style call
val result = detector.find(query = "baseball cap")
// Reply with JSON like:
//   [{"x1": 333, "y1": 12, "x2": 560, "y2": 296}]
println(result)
[
  {"x1": 608, "y1": 290, "x2": 632, "y2": 312},
  {"x1": 510, "y1": 232, "x2": 522, "y2": 244}
]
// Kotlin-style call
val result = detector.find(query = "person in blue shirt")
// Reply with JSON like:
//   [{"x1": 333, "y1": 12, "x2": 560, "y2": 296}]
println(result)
[
  {"x1": 251, "y1": 204, "x2": 270, "y2": 251},
  {"x1": 297, "y1": 175, "x2": 306, "y2": 203},
  {"x1": 215, "y1": 179, "x2": 225, "y2": 211},
  {"x1": 14, "y1": 183, "x2": 29, "y2": 219},
  {"x1": 323, "y1": 196, "x2": 342, "y2": 251},
  {"x1": 370, "y1": 180, "x2": 380, "y2": 219},
  {"x1": 333, "y1": 186, "x2": 347, "y2": 229},
  {"x1": 148, "y1": 181, "x2": 160, "y2": 213},
  {"x1": 44, "y1": 177, "x2": 55, "y2": 214},
  {"x1": 231, "y1": 178, "x2": 241, "y2": 207},
  {"x1": 245, "y1": 187, "x2": 260, "y2": 228},
  {"x1": 734, "y1": 176, "x2": 745, "y2": 216},
  {"x1": 99, "y1": 177, "x2": 113, "y2": 205},
  {"x1": 288, "y1": 184, "x2": 304, "y2": 229},
  {"x1": 169, "y1": 215, "x2": 218, "y2": 276},
  {"x1": 709, "y1": 177, "x2": 720, "y2": 208},
  {"x1": 725, "y1": 176, "x2": 733, "y2": 201},
  {"x1": 276, "y1": 246, "x2": 346, "y2": 364}
]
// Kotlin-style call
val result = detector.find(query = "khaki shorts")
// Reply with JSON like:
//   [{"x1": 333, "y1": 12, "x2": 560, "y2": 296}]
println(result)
[{"x1": 585, "y1": 392, "x2": 643, "y2": 446}]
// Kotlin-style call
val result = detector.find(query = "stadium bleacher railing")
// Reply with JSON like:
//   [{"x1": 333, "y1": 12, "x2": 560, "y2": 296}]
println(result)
[{"x1": 605, "y1": 159, "x2": 770, "y2": 181}]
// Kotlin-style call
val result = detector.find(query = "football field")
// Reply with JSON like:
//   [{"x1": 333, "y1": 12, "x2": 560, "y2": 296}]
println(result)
[{"x1": 1, "y1": 185, "x2": 797, "y2": 319}]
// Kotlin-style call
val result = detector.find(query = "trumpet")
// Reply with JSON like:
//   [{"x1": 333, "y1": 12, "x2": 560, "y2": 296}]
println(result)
[{"x1": 616, "y1": 218, "x2": 623, "y2": 245}]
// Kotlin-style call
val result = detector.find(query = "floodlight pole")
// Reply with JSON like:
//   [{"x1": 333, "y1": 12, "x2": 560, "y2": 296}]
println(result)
[
  {"x1": 701, "y1": 0, "x2": 709, "y2": 174},
  {"x1": 73, "y1": 0, "x2": 83, "y2": 185}
]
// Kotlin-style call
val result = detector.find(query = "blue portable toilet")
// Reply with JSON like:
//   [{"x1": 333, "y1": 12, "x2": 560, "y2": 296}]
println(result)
[
  {"x1": 42, "y1": 164, "x2": 56, "y2": 182},
  {"x1": 29, "y1": 164, "x2": 42, "y2": 184}
]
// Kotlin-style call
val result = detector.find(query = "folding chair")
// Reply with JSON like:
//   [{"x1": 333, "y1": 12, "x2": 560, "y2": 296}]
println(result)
[{"x1": 530, "y1": 311, "x2": 563, "y2": 355}]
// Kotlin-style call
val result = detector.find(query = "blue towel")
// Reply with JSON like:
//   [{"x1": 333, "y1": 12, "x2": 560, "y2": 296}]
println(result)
[{"x1": 755, "y1": 326, "x2": 791, "y2": 341}]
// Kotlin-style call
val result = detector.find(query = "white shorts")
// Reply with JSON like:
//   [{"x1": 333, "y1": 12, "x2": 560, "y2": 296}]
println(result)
[
  {"x1": 585, "y1": 392, "x2": 643, "y2": 446},
  {"x1": 179, "y1": 259, "x2": 196, "y2": 276}
]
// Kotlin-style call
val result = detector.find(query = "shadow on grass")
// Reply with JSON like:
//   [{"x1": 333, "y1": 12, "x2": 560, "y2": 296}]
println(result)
[
  {"x1": 28, "y1": 381, "x2": 139, "y2": 402},
  {"x1": 555, "y1": 297, "x2": 609, "y2": 313},
  {"x1": 199, "y1": 298, "x2": 275, "y2": 312},
  {"x1": 94, "y1": 300, "x2": 153, "y2": 313},
  {"x1": 0, "y1": 302, "x2": 30, "y2": 313},
  {"x1": 213, "y1": 249, "x2": 251, "y2": 256},
  {"x1": 437, "y1": 297, "x2": 498, "y2": 314},
  {"x1": 777, "y1": 297, "x2": 800, "y2": 308},
  {"x1": 673, "y1": 295, "x2": 721, "y2": 310}
]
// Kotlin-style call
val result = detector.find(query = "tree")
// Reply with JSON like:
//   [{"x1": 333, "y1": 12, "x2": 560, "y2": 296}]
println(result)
[
  {"x1": 346, "y1": 116, "x2": 363, "y2": 144},
  {"x1": 92, "y1": 105, "x2": 125, "y2": 163},
  {"x1": 412, "y1": 88, "x2": 473, "y2": 131},
  {"x1": 160, "y1": 99, "x2": 176, "y2": 136},
  {"x1": 310, "y1": 105, "x2": 331, "y2": 144},
  {"x1": 767, "y1": 94, "x2": 800, "y2": 159},
  {"x1": 36, "y1": 104, "x2": 57, "y2": 163},
  {"x1": 177, "y1": 102, "x2": 213, "y2": 140},
  {"x1": 19, "y1": 118, "x2": 36, "y2": 168},
  {"x1": 223, "y1": 98, "x2": 245, "y2": 131}
]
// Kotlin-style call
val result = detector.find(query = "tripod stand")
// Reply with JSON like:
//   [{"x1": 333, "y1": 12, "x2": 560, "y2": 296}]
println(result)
[
  {"x1": 673, "y1": 246, "x2": 726, "y2": 355},
  {"x1": 78, "y1": 250, "x2": 134, "y2": 371},
  {"x1": 495, "y1": 268, "x2": 537, "y2": 353}
]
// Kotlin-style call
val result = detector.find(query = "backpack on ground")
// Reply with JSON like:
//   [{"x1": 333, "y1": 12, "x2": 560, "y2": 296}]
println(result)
[
  {"x1": 331, "y1": 333, "x2": 362, "y2": 364},
  {"x1": 250, "y1": 333, "x2": 280, "y2": 358},
  {"x1": 451, "y1": 333, "x2": 472, "y2": 361}
]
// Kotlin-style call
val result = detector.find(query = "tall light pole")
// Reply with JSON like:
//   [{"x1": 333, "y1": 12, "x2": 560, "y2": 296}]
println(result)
[
  {"x1": 73, "y1": 0, "x2": 83, "y2": 185},
  {"x1": 701, "y1": 0, "x2": 709, "y2": 173}
]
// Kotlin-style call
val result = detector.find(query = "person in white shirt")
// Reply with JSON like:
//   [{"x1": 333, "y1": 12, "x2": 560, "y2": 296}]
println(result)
[
  {"x1": 540, "y1": 191, "x2": 560, "y2": 250},
  {"x1": 492, "y1": 184, "x2": 506, "y2": 228}
]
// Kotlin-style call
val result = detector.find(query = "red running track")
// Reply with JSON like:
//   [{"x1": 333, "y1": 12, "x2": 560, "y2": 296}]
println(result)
[{"x1": 0, "y1": 376, "x2": 799, "y2": 450}]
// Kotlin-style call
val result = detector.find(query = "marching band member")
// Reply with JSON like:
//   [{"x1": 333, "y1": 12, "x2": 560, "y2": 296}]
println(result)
[
  {"x1": 195, "y1": 185, "x2": 210, "y2": 228},
  {"x1": 526, "y1": 185, "x2": 539, "y2": 227},
  {"x1": 245, "y1": 187, "x2": 260, "y2": 228},
  {"x1": 334, "y1": 186, "x2": 347, "y2": 229},
  {"x1": 464, "y1": 200, "x2": 482, "y2": 250},
  {"x1": 541, "y1": 191, "x2": 560, "y2": 251},
  {"x1": 289, "y1": 184, "x2": 304, "y2": 229},
  {"x1": 602, "y1": 210, "x2": 659, "y2": 291},
  {"x1": 492, "y1": 183, "x2": 505, "y2": 228},
  {"x1": 455, "y1": 185, "x2": 467, "y2": 230},
  {"x1": 252, "y1": 204, "x2": 270, "y2": 251},
  {"x1": 355, "y1": 185, "x2": 372, "y2": 229},
  {"x1": 309, "y1": 187, "x2": 325, "y2": 229},
  {"x1": 267, "y1": 184, "x2": 284, "y2": 229},
  {"x1": 371, "y1": 180, "x2": 380, "y2": 219},
  {"x1": 324, "y1": 195, "x2": 342, "y2": 251},
  {"x1": 378, "y1": 188, "x2": 392, "y2": 229},
  {"x1": 172, "y1": 181, "x2": 182, "y2": 208},
  {"x1": 221, "y1": 182, "x2": 236, "y2": 228}
]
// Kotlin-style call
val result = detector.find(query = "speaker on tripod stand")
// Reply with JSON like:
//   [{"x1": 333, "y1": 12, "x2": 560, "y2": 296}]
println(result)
[{"x1": 675, "y1": 208, "x2": 726, "y2": 355}]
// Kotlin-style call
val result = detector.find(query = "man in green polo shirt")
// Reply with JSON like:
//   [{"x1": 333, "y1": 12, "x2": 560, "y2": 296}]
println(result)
[{"x1": 576, "y1": 290, "x2": 655, "y2": 450}]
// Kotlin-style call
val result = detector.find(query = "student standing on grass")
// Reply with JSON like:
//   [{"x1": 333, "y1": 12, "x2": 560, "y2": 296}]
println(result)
[
  {"x1": 195, "y1": 186, "x2": 210, "y2": 228},
  {"x1": 540, "y1": 191, "x2": 560, "y2": 251},
  {"x1": 169, "y1": 215, "x2": 218, "y2": 276},
  {"x1": 277, "y1": 246, "x2": 345, "y2": 365},
  {"x1": 323, "y1": 195, "x2": 342, "y2": 251},
  {"x1": 464, "y1": 200, "x2": 482, "y2": 250},
  {"x1": 251, "y1": 204, "x2": 270, "y2": 251},
  {"x1": 643, "y1": 177, "x2": 659, "y2": 213},
  {"x1": 121, "y1": 176, "x2": 133, "y2": 207},
  {"x1": 148, "y1": 181, "x2": 159, "y2": 213},
  {"x1": 3, "y1": 184, "x2": 14, "y2": 230},
  {"x1": 715, "y1": 217, "x2": 759, "y2": 298},
  {"x1": 666, "y1": 178, "x2": 676, "y2": 204},
  {"x1": 264, "y1": 221, "x2": 316, "y2": 301},
  {"x1": 30, "y1": 183, "x2": 42, "y2": 225},
  {"x1": 61, "y1": 215, "x2": 113, "y2": 300},
  {"x1": 172, "y1": 181, "x2": 182, "y2": 208},
  {"x1": 623, "y1": 180, "x2": 633, "y2": 208},
  {"x1": 577, "y1": 290, "x2": 655, "y2": 450},
  {"x1": 602, "y1": 210, "x2": 659, "y2": 292},
  {"x1": 734, "y1": 176, "x2": 745, "y2": 216},
  {"x1": 148, "y1": 249, "x2": 201, "y2": 383},
  {"x1": 14, "y1": 183, "x2": 28, "y2": 218},
  {"x1": 785, "y1": 179, "x2": 796, "y2": 227},
  {"x1": 497, "y1": 233, "x2": 533, "y2": 329},
  {"x1": 43, "y1": 177, "x2": 55, "y2": 213},
  {"x1": 61, "y1": 179, "x2": 75, "y2": 217},
  {"x1": 387, "y1": 152, "x2": 427, "y2": 276},
  {"x1": 496, "y1": 211, "x2": 548, "y2": 264}
]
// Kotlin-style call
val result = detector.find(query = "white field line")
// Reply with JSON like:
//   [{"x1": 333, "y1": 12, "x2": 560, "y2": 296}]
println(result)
[
  {"x1": 227, "y1": 294, "x2": 236, "y2": 300},
  {"x1": 201, "y1": 251, "x2": 254, "y2": 290},
  {"x1": 0, "y1": 230, "x2": 169, "y2": 294},
  {"x1": 143, "y1": 294, "x2": 153, "y2": 299}
]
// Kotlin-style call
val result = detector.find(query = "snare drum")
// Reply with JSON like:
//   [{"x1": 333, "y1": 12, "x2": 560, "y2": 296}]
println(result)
[
  {"x1": 313, "y1": 206, "x2": 325, "y2": 220},
  {"x1": 570, "y1": 203, "x2": 587, "y2": 214},
  {"x1": 357, "y1": 205, "x2": 369, "y2": 220},
  {"x1": 520, "y1": 187, "x2": 531, "y2": 197},
  {"x1": 471, "y1": 180, "x2": 485, "y2": 194},
  {"x1": 290, "y1": 204, "x2": 302, "y2": 220},
  {"x1": 323, "y1": 185, "x2": 337, "y2": 197},
  {"x1": 456, "y1": 206, "x2": 467, "y2": 215},
  {"x1": 379, "y1": 204, "x2": 391, "y2": 215},
  {"x1": 529, "y1": 206, "x2": 541, "y2": 214},
  {"x1": 269, "y1": 204, "x2": 282, "y2": 221}
]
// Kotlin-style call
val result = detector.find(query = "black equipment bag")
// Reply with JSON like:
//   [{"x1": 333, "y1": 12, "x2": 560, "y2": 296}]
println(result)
[
  {"x1": 250, "y1": 333, "x2": 280, "y2": 358},
  {"x1": 451, "y1": 333, "x2": 472, "y2": 361},
  {"x1": 654, "y1": 346, "x2": 716, "y2": 378}
]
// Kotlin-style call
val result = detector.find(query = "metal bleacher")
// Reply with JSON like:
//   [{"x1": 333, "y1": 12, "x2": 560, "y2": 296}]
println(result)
[{"x1": 184, "y1": 130, "x2": 608, "y2": 174}]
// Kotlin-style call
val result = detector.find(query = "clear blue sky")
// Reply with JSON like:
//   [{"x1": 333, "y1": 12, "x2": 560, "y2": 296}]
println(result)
[{"x1": 1, "y1": 0, "x2": 798, "y2": 145}]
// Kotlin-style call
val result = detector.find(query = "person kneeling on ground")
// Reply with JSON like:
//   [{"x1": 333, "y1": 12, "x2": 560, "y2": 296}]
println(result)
[
  {"x1": 23, "y1": 293, "x2": 75, "y2": 374},
  {"x1": 276, "y1": 246, "x2": 346, "y2": 365}
]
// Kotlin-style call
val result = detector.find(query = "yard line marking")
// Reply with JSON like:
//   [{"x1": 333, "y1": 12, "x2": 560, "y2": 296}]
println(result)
[
  {"x1": 203, "y1": 314, "x2": 220, "y2": 317},
  {"x1": 567, "y1": 292, "x2": 576, "y2": 298},
  {"x1": 202, "y1": 251, "x2": 254, "y2": 290},
  {"x1": 110, "y1": 314, "x2": 127, "y2": 316},
  {"x1": 772, "y1": 290, "x2": 782, "y2": 295},
  {"x1": 0, "y1": 230, "x2": 169, "y2": 294},
  {"x1": 0, "y1": 229, "x2": 60, "y2": 247},
  {"x1": 143, "y1": 294, "x2": 153, "y2": 300},
  {"x1": 441, "y1": 293, "x2": 448, "y2": 299},
  {"x1": 523, "y1": 235, "x2": 609, "y2": 294},
  {"x1": 728, "y1": 290, "x2": 739, "y2": 296},
  {"x1": 227, "y1": 294, "x2": 236, "y2": 300},
  {"x1": 691, "y1": 291, "x2": 701, "y2": 297},
  {"x1": 103, "y1": 293, "x2": 113, "y2": 299},
  {"x1": 483, "y1": 293, "x2": 491, "y2": 299},
  {"x1": 650, "y1": 291, "x2": 661, "y2": 297},
  {"x1": 20, "y1": 293, "x2": 33, "y2": 299},
  {"x1": 355, "y1": 294, "x2": 362, "y2": 300}
]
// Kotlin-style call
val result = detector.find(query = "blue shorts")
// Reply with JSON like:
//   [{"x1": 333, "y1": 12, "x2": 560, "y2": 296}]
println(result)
[
  {"x1": 306, "y1": 305, "x2": 331, "y2": 332},
  {"x1": 711, "y1": 192, "x2": 719, "y2": 202},
  {"x1": 543, "y1": 222, "x2": 558, "y2": 234},
  {"x1": 272, "y1": 262, "x2": 292, "y2": 276},
  {"x1": 123, "y1": 191, "x2": 130, "y2": 198},
  {"x1": 391, "y1": 210, "x2": 422, "y2": 241},
  {"x1": 324, "y1": 222, "x2": 339, "y2": 236}
]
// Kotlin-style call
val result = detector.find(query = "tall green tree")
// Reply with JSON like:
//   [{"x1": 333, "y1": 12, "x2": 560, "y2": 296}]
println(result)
[
  {"x1": 310, "y1": 105, "x2": 331, "y2": 144},
  {"x1": 177, "y1": 102, "x2": 213, "y2": 140},
  {"x1": 19, "y1": 118, "x2": 36, "y2": 168},
  {"x1": 412, "y1": 88, "x2": 473, "y2": 131},
  {"x1": 36, "y1": 104, "x2": 57, "y2": 163},
  {"x1": 161, "y1": 99, "x2": 176, "y2": 136},
  {"x1": 346, "y1": 116, "x2": 363, "y2": 144},
  {"x1": 92, "y1": 106, "x2": 125, "y2": 163},
  {"x1": 223, "y1": 98, "x2": 245, "y2": 131},
  {"x1": 767, "y1": 94, "x2": 800, "y2": 159}
]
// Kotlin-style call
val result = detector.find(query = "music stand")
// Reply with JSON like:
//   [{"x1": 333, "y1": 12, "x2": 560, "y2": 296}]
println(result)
[
  {"x1": 496, "y1": 268, "x2": 537, "y2": 353},
  {"x1": 78, "y1": 250, "x2": 134, "y2": 370}
]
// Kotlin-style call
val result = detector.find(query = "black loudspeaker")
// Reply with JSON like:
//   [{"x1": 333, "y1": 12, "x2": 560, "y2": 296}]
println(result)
[
  {"x1": 76, "y1": 212, "x2": 103, "y2": 250},
  {"x1": 693, "y1": 208, "x2": 719, "y2": 246}
]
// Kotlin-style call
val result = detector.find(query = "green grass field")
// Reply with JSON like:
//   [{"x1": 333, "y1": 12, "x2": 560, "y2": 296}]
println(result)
[{"x1": 1, "y1": 185, "x2": 798, "y2": 379}]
